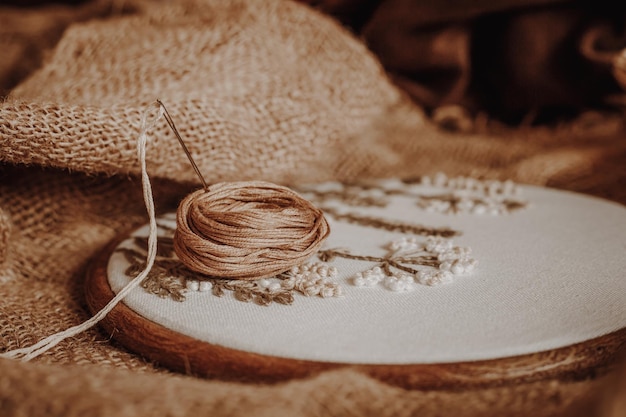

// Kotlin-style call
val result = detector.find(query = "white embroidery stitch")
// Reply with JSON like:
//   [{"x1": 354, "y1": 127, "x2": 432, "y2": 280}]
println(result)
[
  {"x1": 320, "y1": 236, "x2": 477, "y2": 292},
  {"x1": 415, "y1": 173, "x2": 527, "y2": 215},
  {"x1": 281, "y1": 263, "x2": 342, "y2": 298}
]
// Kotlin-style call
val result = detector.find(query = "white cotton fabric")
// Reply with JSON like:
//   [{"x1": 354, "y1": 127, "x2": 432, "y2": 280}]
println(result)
[{"x1": 108, "y1": 183, "x2": 626, "y2": 364}]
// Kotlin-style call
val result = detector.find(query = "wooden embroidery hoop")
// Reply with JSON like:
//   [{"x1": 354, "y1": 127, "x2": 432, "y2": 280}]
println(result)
[
  {"x1": 85, "y1": 241, "x2": 626, "y2": 389},
  {"x1": 86, "y1": 179, "x2": 626, "y2": 390},
  {"x1": 84, "y1": 105, "x2": 626, "y2": 388}
]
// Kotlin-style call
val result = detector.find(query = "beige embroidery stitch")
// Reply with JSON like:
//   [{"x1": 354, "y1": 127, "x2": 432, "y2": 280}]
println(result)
[
  {"x1": 117, "y1": 244, "x2": 190, "y2": 302},
  {"x1": 319, "y1": 207, "x2": 460, "y2": 237},
  {"x1": 300, "y1": 185, "x2": 389, "y2": 208},
  {"x1": 116, "y1": 225, "x2": 342, "y2": 305}
]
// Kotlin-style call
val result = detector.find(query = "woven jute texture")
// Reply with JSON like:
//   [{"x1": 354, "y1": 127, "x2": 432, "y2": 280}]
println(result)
[{"x1": 1, "y1": 0, "x2": 626, "y2": 416}]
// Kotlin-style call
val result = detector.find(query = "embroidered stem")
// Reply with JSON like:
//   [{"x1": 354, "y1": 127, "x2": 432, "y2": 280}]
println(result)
[
  {"x1": 320, "y1": 249, "x2": 438, "y2": 265},
  {"x1": 321, "y1": 207, "x2": 460, "y2": 237},
  {"x1": 385, "y1": 260, "x2": 420, "y2": 275},
  {"x1": 318, "y1": 249, "x2": 438, "y2": 275},
  {"x1": 318, "y1": 248, "x2": 383, "y2": 263},
  {"x1": 301, "y1": 188, "x2": 388, "y2": 207}
]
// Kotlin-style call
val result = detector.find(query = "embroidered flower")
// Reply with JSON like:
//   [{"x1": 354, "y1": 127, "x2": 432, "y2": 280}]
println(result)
[
  {"x1": 383, "y1": 273, "x2": 417, "y2": 292},
  {"x1": 439, "y1": 258, "x2": 477, "y2": 275},
  {"x1": 353, "y1": 266, "x2": 385, "y2": 287},
  {"x1": 323, "y1": 235, "x2": 478, "y2": 293},
  {"x1": 416, "y1": 269, "x2": 453, "y2": 286},
  {"x1": 388, "y1": 237, "x2": 420, "y2": 252},
  {"x1": 436, "y1": 246, "x2": 472, "y2": 261},
  {"x1": 425, "y1": 236, "x2": 454, "y2": 254},
  {"x1": 286, "y1": 263, "x2": 342, "y2": 298}
]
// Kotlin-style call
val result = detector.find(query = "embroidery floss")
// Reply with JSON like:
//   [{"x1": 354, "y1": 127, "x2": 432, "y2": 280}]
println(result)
[{"x1": 175, "y1": 183, "x2": 329, "y2": 280}]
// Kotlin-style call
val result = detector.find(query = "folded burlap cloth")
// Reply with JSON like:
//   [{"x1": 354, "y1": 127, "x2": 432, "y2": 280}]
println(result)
[{"x1": 1, "y1": 0, "x2": 626, "y2": 416}]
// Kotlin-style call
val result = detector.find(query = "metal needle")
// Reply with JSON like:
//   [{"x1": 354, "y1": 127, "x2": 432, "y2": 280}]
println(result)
[{"x1": 156, "y1": 99, "x2": 209, "y2": 191}]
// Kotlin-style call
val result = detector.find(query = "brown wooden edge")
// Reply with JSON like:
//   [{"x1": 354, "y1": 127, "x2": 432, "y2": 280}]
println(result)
[{"x1": 85, "y1": 236, "x2": 626, "y2": 390}]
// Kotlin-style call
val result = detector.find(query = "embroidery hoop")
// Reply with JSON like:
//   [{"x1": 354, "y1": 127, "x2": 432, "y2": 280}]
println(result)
[{"x1": 85, "y1": 180, "x2": 626, "y2": 388}]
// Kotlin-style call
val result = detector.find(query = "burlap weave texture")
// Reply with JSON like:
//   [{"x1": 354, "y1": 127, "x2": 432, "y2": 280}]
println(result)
[
  {"x1": 0, "y1": 0, "x2": 418, "y2": 184},
  {"x1": 1, "y1": 0, "x2": 626, "y2": 416}
]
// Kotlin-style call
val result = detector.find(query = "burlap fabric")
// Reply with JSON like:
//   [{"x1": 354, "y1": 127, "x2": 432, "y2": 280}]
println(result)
[{"x1": 1, "y1": 0, "x2": 626, "y2": 415}]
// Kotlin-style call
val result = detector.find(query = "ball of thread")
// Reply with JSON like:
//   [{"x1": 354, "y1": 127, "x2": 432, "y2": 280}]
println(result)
[{"x1": 174, "y1": 181, "x2": 330, "y2": 280}]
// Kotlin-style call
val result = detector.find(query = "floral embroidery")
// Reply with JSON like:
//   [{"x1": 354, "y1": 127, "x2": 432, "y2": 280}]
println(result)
[
  {"x1": 116, "y1": 229, "x2": 342, "y2": 305},
  {"x1": 411, "y1": 173, "x2": 527, "y2": 215},
  {"x1": 186, "y1": 262, "x2": 342, "y2": 305},
  {"x1": 113, "y1": 175, "x2": 528, "y2": 302},
  {"x1": 299, "y1": 173, "x2": 528, "y2": 216},
  {"x1": 319, "y1": 236, "x2": 477, "y2": 292}
]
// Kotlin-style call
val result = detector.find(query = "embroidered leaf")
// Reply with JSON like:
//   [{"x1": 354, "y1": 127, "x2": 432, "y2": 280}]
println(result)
[
  {"x1": 254, "y1": 292, "x2": 273, "y2": 306},
  {"x1": 234, "y1": 288, "x2": 253, "y2": 303},
  {"x1": 156, "y1": 237, "x2": 176, "y2": 258},
  {"x1": 140, "y1": 272, "x2": 186, "y2": 302},
  {"x1": 212, "y1": 283, "x2": 225, "y2": 297},
  {"x1": 273, "y1": 292, "x2": 294, "y2": 305}
]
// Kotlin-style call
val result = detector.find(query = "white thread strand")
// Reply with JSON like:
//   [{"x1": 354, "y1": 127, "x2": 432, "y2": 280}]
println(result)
[{"x1": 0, "y1": 102, "x2": 164, "y2": 361}]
